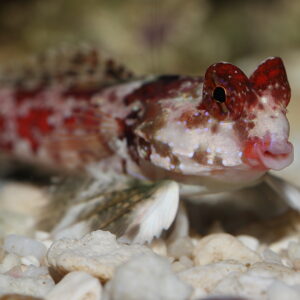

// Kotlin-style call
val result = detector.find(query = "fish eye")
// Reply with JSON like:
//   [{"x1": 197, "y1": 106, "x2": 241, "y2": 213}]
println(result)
[{"x1": 213, "y1": 86, "x2": 226, "y2": 103}]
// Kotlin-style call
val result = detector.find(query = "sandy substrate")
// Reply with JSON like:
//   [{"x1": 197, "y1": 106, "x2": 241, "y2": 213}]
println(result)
[{"x1": 1, "y1": 182, "x2": 300, "y2": 300}]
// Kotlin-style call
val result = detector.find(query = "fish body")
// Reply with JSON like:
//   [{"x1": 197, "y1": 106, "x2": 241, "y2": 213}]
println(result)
[{"x1": 0, "y1": 50, "x2": 293, "y2": 195}]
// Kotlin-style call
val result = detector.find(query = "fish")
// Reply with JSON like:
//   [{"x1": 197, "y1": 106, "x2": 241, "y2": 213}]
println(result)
[{"x1": 0, "y1": 48, "x2": 296, "y2": 242}]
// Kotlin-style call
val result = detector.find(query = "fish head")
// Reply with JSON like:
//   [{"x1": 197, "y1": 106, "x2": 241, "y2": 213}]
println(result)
[{"x1": 128, "y1": 58, "x2": 293, "y2": 185}]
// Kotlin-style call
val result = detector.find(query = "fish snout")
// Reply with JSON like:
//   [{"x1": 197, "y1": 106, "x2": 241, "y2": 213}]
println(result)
[
  {"x1": 244, "y1": 136, "x2": 294, "y2": 170},
  {"x1": 258, "y1": 139, "x2": 294, "y2": 170}
]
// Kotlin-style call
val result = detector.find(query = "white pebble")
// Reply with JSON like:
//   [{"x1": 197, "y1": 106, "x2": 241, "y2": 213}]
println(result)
[
  {"x1": 288, "y1": 241, "x2": 300, "y2": 269},
  {"x1": 0, "y1": 253, "x2": 21, "y2": 273},
  {"x1": 172, "y1": 256, "x2": 194, "y2": 273},
  {"x1": 237, "y1": 235, "x2": 259, "y2": 252},
  {"x1": 267, "y1": 280, "x2": 300, "y2": 300},
  {"x1": 109, "y1": 254, "x2": 192, "y2": 300},
  {"x1": 0, "y1": 272, "x2": 54, "y2": 297},
  {"x1": 35, "y1": 230, "x2": 51, "y2": 241},
  {"x1": 193, "y1": 233, "x2": 261, "y2": 266},
  {"x1": 248, "y1": 262, "x2": 295, "y2": 280},
  {"x1": 47, "y1": 230, "x2": 153, "y2": 281},
  {"x1": 213, "y1": 273, "x2": 274, "y2": 299},
  {"x1": 262, "y1": 248, "x2": 282, "y2": 265},
  {"x1": 0, "y1": 246, "x2": 5, "y2": 263},
  {"x1": 179, "y1": 261, "x2": 246, "y2": 292},
  {"x1": 41, "y1": 239, "x2": 54, "y2": 251},
  {"x1": 46, "y1": 271, "x2": 102, "y2": 300},
  {"x1": 149, "y1": 238, "x2": 167, "y2": 257},
  {"x1": 179, "y1": 256, "x2": 194, "y2": 268},
  {"x1": 168, "y1": 237, "x2": 194, "y2": 259},
  {"x1": 270, "y1": 236, "x2": 299, "y2": 253},
  {"x1": 20, "y1": 255, "x2": 40, "y2": 267},
  {"x1": 4, "y1": 234, "x2": 47, "y2": 261},
  {"x1": 22, "y1": 265, "x2": 50, "y2": 278}
]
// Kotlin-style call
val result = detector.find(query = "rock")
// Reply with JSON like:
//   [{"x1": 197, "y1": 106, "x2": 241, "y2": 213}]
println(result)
[
  {"x1": 0, "y1": 183, "x2": 48, "y2": 238},
  {"x1": 0, "y1": 254, "x2": 21, "y2": 274},
  {"x1": 47, "y1": 230, "x2": 153, "y2": 281},
  {"x1": 0, "y1": 295, "x2": 43, "y2": 300},
  {"x1": 237, "y1": 235, "x2": 259, "y2": 252},
  {"x1": 109, "y1": 254, "x2": 192, "y2": 300},
  {"x1": 0, "y1": 183, "x2": 47, "y2": 216},
  {"x1": 261, "y1": 248, "x2": 282, "y2": 265},
  {"x1": 179, "y1": 261, "x2": 246, "y2": 293},
  {"x1": 270, "y1": 236, "x2": 299, "y2": 253},
  {"x1": 3, "y1": 235, "x2": 47, "y2": 262},
  {"x1": 213, "y1": 273, "x2": 274, "y2": 299},
  {"x1": 167, "y1": 237, "x2": 194, "y2": 259},
  {"x1": 20, "y1": 256, "x2": 40, "y2": 268},
  {"x1": 0, "y1": 273, "x2": 54, "y2": 298},
  {"x1": 45, "y1": 271, "x2": 102, "y2": 300},
  {"x1": 193, "y1": 233, "x2": 261, "y2": 266},
  {"x1": 0, "y1": 246, "x2": 5, "y2": 262},
  {"x1": 172, "y1": 256, "x2": 194, "y2": 272},
  {"x1": 267, "y1": 280, "x2": 300, "y2": 300},
  {"x1": 197, "y1": 297, "x2": 249, "y2": 300},
  {"x1": 149, "y1": 238, "x2": 167, "y2": 257},
  {"x1": 287, "y1": 241, "x2": 300, "y2": 270},
  {"x1": 248, "y1": 262, "x2": 295, "y2": 280}
]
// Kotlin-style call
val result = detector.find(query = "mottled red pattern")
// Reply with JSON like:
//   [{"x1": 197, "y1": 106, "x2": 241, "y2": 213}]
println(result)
[
  {"x1": 124, "y1": 76, "x2": 202, "y2": 105},
  {"x1": 249, "y1": 57, "x2": 291, "y2": 107},
  {"x1": 15, "y1": 88, "x2": 44, "y2": 103},
  {"x1": 0, "y1": 115, "x2": 4, "y2": 131},
  {"x1": 199, "y1": 57, "x2": 291, "y2": 121},
  {"x1": 200, "y1": 62, "x2": 257, "y2": 121},
  {"x1": 17, "y1": 108, "x2": 54, "y2": 152}
]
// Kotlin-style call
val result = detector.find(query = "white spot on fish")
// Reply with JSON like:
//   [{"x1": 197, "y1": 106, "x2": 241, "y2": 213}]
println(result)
[{"x1": 261, "y1": 96, "x2": 268, "y2": 104}]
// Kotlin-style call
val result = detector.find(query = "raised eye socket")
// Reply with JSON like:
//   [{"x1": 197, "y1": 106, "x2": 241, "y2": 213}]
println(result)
[{"x1": 213, "y1": 86, "x2": 226, "y2": 103}]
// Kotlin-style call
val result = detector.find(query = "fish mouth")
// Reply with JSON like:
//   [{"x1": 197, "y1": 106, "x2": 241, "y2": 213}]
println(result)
[
  {"x1": 244, "y1": 137, "x2": 294, "y2": 171},
  {"x1": 256, "y1": 142, "x2": 293, "y2": 170}
]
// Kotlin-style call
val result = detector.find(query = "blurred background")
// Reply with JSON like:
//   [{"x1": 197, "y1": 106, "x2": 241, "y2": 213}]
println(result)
[{"x1": 0, "y1": 0, "x2": 299, "y2": 183}]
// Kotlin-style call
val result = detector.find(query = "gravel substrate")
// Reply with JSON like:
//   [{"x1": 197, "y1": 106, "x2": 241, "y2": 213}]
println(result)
[{"x1": 1, "y1": 182, "x2": 300, "y2": 300}]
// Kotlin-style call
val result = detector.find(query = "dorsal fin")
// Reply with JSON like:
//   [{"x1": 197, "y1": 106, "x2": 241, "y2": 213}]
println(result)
[{"x1": 0, "y1": 46, "x2": 134, "y2": 93}]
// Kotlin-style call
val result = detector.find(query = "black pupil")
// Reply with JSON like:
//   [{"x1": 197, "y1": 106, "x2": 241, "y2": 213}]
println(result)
[{"x1": 213, "y1": 86, "x2": 226, "y2": 103}]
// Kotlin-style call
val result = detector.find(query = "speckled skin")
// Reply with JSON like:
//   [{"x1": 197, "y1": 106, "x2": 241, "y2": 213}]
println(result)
[{"x1": 0, "y1": 50, "x2": 293, "y2": 193}]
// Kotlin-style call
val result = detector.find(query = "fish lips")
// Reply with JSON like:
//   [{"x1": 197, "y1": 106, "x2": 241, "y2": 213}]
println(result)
[
  {"x1": 256, "y1": 140, "x2": 294, "y2": 170},
  {"x1": 245, "y1": 138, "x2": 294, "y2": 171}
]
